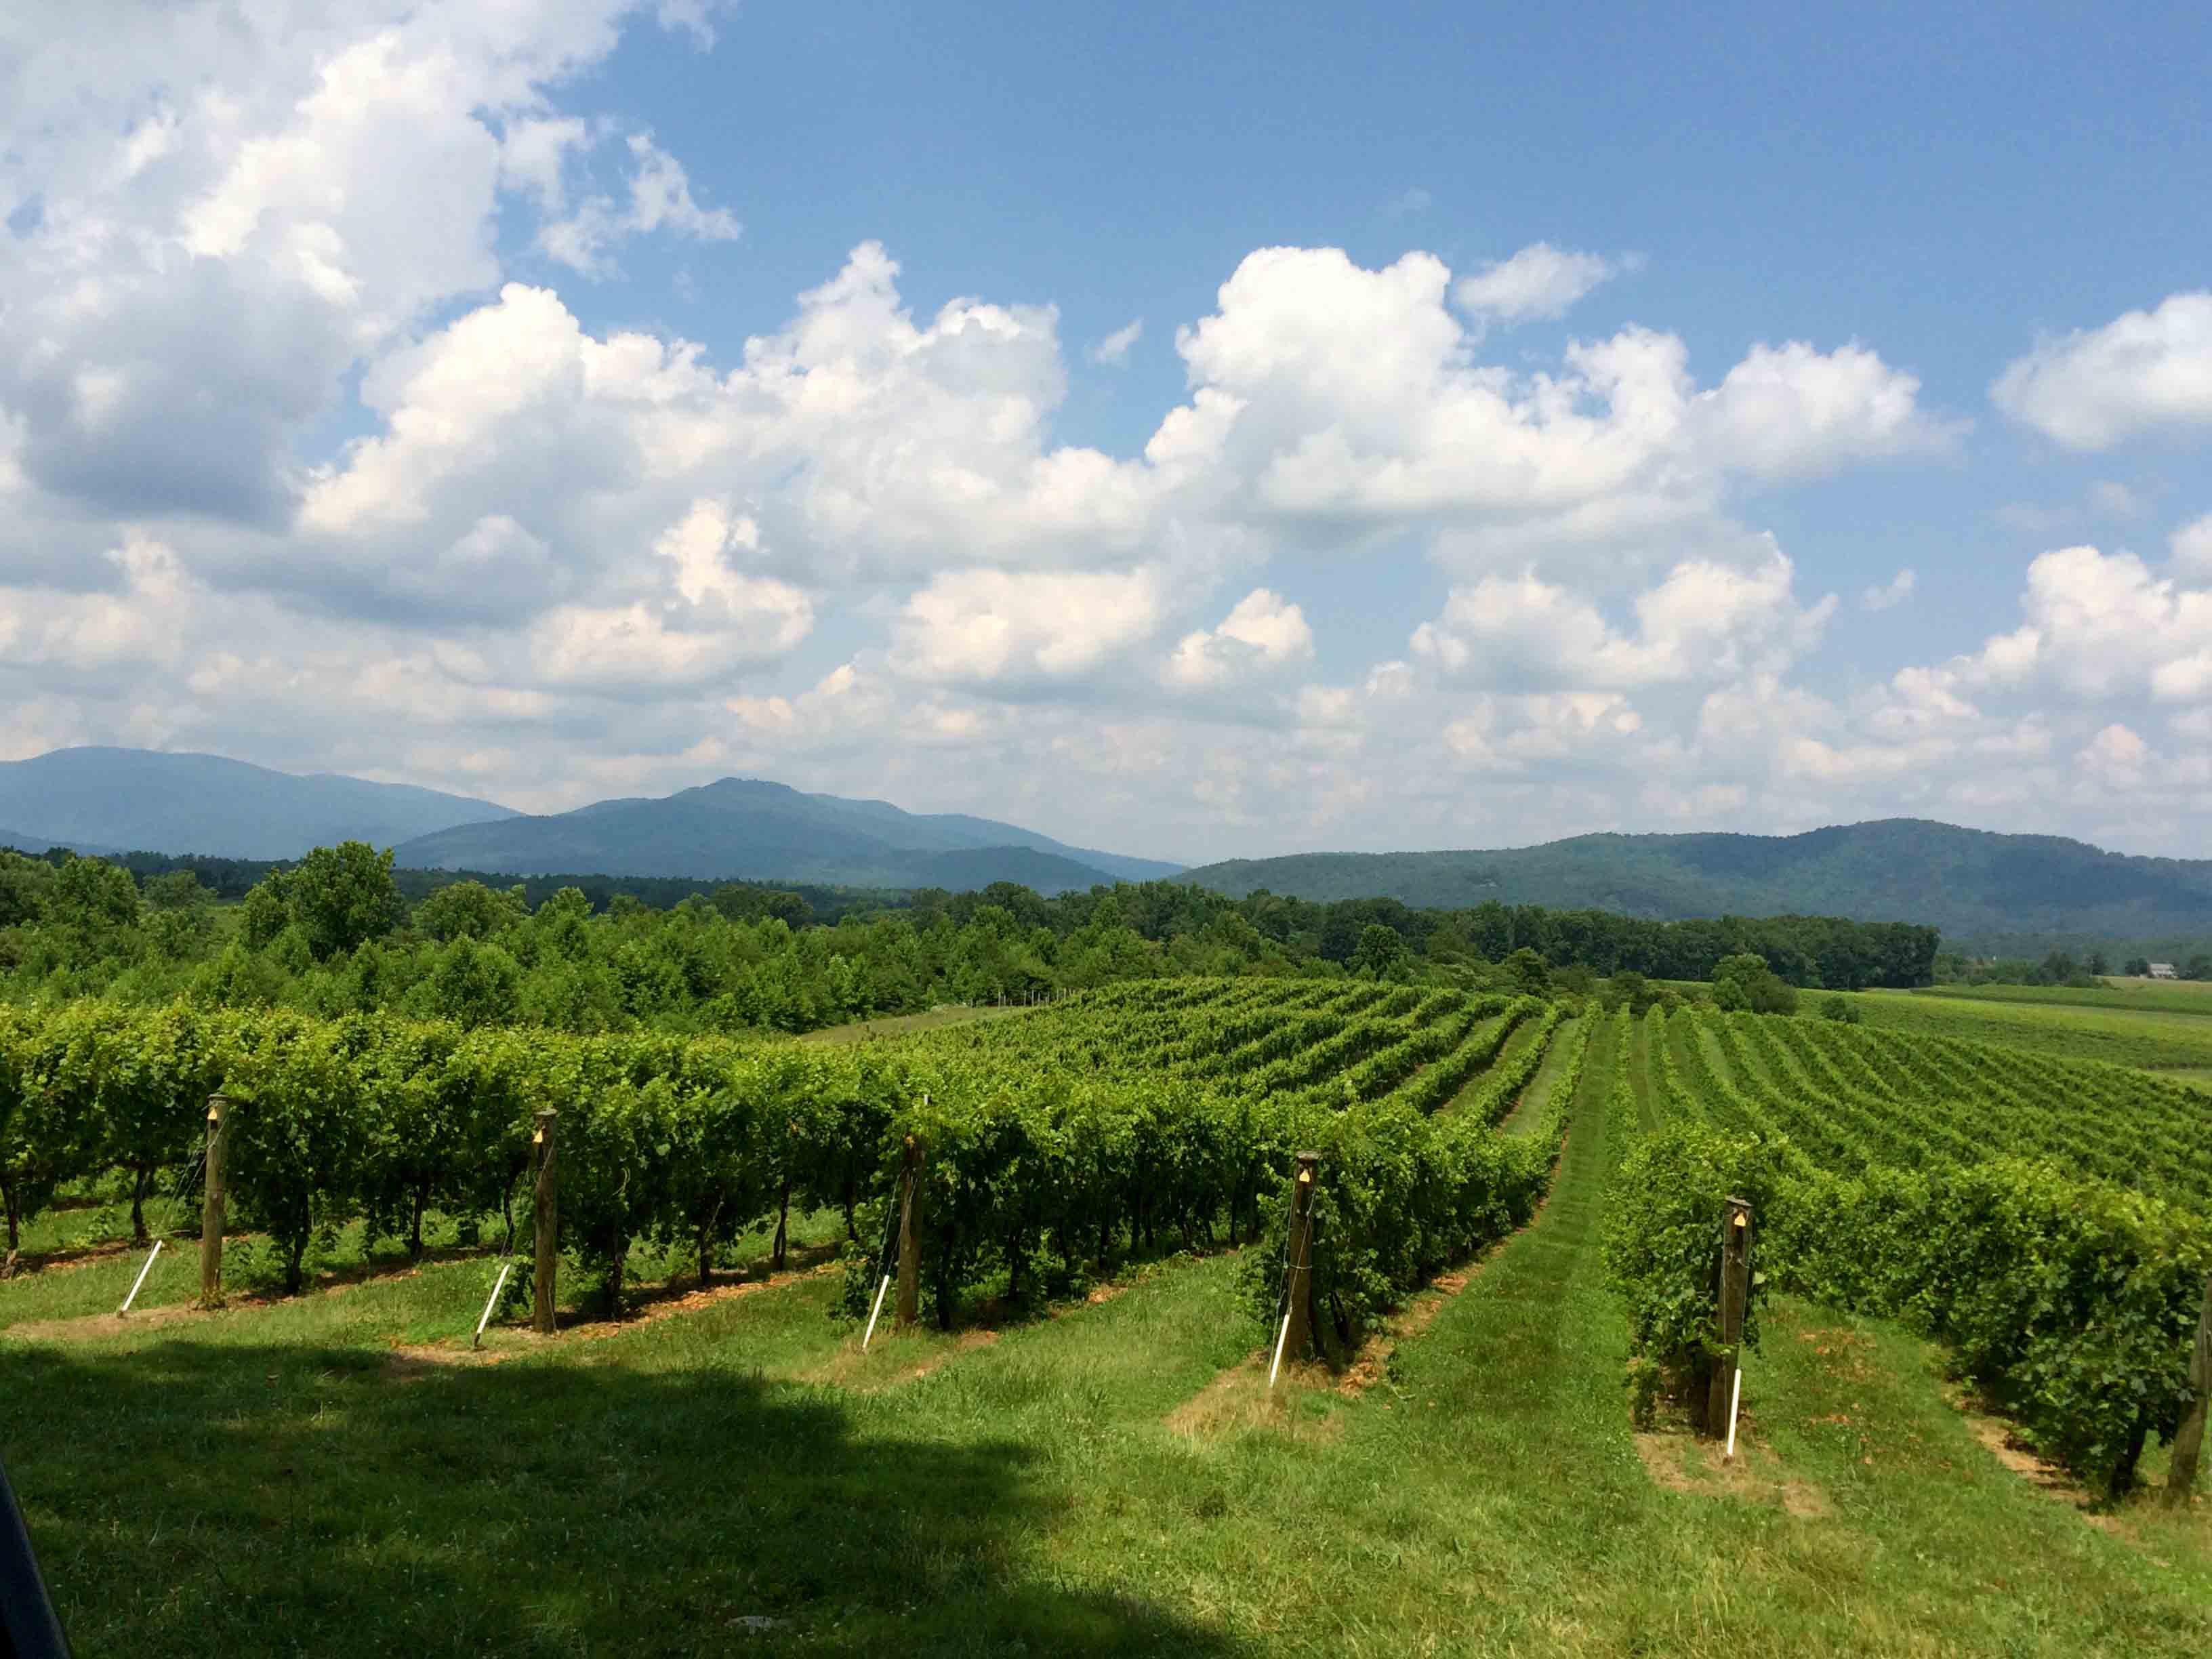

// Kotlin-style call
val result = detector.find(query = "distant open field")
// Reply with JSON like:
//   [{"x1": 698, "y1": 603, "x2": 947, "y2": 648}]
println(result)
[
  {"x1": 1926, "y1": 979, "x2": 2212, "y2": 1017},
  {"x1": 1798, "y1": 986, "x2": 2212, "y2": 1075}
]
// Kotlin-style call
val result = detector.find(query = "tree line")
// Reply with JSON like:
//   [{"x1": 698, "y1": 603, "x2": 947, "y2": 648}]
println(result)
[{"x1": 0, "y1": 841, "x2": 1938, "y2": 1036}]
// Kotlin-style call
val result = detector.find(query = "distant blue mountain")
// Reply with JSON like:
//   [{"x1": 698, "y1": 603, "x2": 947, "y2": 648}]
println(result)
[
  {"x1": 392, "y1": 776, "x2": 1185, "y2": 895},
  {"x1": 1182, "y1": 819, "x2": 2212, "y2": 944},
  {"x1": 0, "y1": 827, "x2": 113, "y2": 857},
  {"x1": 0, "y1": 748, "x2": 518, "y2": 860}
]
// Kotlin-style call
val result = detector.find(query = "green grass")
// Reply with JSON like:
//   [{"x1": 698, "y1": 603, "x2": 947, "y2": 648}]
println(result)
[
  {"x1": 5, "y1": 1023, "x2": 2209, "y2": 1656},
  {"x1": 1931, "y1": 980, "x2": 2212, "y2": 1017},
  {"x1": 1797, "y1": 987, "x2": 2212, "y2": 1074},
  {"x1": 1498, "y1": 1013, "x2": 1580, "y2": 1134},
  {"x1": 0, "y1": 1204, "x2": 852, "y2": 1332}
]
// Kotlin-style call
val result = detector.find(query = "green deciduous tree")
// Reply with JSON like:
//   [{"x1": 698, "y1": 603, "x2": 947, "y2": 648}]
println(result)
[
  {"x1": 414, "y1": 879, "x2": 524, "y2": 943},
  {"x1": 1351, "y1": 924, "x2": 1408, "y2": 979},
  {"x1": 287, "y1": 842, "x2": 405, "y2": 960},
  {"x1": 1502, "y1": 947, "x2": 1551, "y2": 996},
  {"x1": 1712, "y1": 952, "x2": 1798, "y2": 1015}
]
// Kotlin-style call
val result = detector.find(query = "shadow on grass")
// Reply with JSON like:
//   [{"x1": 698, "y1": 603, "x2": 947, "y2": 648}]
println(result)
[{"x1": 5, "y1": 1340, "x2": 1245, "y2": 1658}]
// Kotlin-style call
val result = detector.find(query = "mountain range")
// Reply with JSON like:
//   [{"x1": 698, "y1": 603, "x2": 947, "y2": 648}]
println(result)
[
  {"x1": 6, "y1": 748, "x2": 2212, "y2": 947},
  {"x1": 388, "y1": 777, "x2": 1184, "y2": 893},
  {"x1": 1181, "y1": 820, "x2": 2212, "y2": 948},
  {"x1": 0, "y1": 748, "x2": 1181, "y2": 896}
]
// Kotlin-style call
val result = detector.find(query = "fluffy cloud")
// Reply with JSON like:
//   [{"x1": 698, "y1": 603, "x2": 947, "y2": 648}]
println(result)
[
  {"x1": 1992, "y1": 292, "x2": 2212, "y2": 449},
  {"x1": 1166, "y1": 247, "x2": 1948, "y2": 574},
  {"x1": 888, "y1": 568, "x2": 1167, "y2": 689},
  {"x1": 1688, "y1": 342, "x2": 1955, "y2": 480},
  {"x1": 0, "y1": 1, "x2": 720, "y2": 530},
  {"x1": 1165, "y1": 589, "x2": 1314, "y2": 687},
  {"x1": 1948, "y1": 546, "x2": 2212, "y2": 702},
  {"x1": 11, "y1": 4, "x2": 2198, "y2": 857},
  {"x1": 1452, "y1": 243, "x2": 1622, "y2": 322},
  {"x1": 1410, "y1": 550, "x2": 1833, "y2": 690}
]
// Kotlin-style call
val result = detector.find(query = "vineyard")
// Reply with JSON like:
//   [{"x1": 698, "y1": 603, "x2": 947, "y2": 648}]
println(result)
[
  {"x1": 1611, "y1": 1003, "x2": 2212, "y2": 1494},
  {"x1": 5, "y1": 978, "x2": 2212, "y2": 1654},
  {"x1": 0, "y1": 981, "x2": 1576, "y2": 1337}
]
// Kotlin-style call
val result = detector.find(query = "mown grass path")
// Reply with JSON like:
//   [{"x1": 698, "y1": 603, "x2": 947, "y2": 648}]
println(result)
[{"x1": 1497, "y1": 1013, "x2": 1581, "y2": 1134}]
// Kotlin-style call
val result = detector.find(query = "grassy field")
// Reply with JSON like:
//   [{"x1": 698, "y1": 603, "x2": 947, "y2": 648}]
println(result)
[
  {"x1": 1795, "y1": 986, "x2": 2212, "y2": 1074},
  {"x1": 1930, "y1": 979, "x2": 2212, "y2": 1017},
  {"x1": 7, "y1": 1014, "x2": 2208, "y2": 1656}
]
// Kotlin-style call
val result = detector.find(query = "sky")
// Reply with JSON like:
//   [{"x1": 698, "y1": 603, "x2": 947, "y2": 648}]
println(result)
[{"x1": 1, "y1": 1, "x2": 2209, "y2": 865}]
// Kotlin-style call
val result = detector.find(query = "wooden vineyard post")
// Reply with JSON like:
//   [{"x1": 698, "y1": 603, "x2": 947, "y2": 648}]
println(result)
[
  {"x1": 531, "y1": 1111, "x2": 558, "y2": 1336},
  {"x1": 2168, "y1": 1272, "x2": 2212, "y2": 1505},
  {"x1": 1281, "y1": 1153, "x2": 1321, "y2": 1374},
  {"x1": 199, "y1": 1095, "x2": 232, "y2": 1307},
  {"x1": 1707, "y1": 1197, "x2": 1753, "y2": 1439},
  {"x1": 895, "y1": 1136, "x2": 925, "y2": 1332}
]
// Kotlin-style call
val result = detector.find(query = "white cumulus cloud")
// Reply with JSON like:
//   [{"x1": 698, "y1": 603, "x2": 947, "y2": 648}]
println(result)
[
  {"x1": 1165, "y1": 588, "x2": 1315, "y2": 687},
  {"x1": 888, "y1": 568, "x2": 1167, "y2": 689},
  {"x1": 1992, "y1": 292, "x2": 2212, "y2": 450},
  {"x1": 8, "y1": 11, "x2": 2169, "y2": 854}
]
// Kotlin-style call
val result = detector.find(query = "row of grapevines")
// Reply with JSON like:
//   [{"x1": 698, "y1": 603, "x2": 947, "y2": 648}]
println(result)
[
  {"x1": 3, "y1": 979, "x2": 1568, "y2": 1334},
  {"x1": 0, "y1": 998, "x2": 897, "y2": 1298},
  {"x1": 1604, "y1": 1004, "x2": 2212, "y2": 1492}
]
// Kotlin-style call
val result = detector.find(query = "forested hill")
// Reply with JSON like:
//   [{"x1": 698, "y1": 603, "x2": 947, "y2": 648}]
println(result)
[
  {"x1": 1183, "y1": 819, "x2": 2212, "y2": 947},
  {"x1": 390, "y1": 777, "x2": 1183, "y2": 894}
]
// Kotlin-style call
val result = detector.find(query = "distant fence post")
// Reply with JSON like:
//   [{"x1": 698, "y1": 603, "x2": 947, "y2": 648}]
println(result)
[
  {"x1": 199, "y1": 1095, "x2": 231, "y2": 1308},
  {"x1": 1282, "y1": 1153, "x2": 1321, "y2": 1371},
  {"x1": 1706, "y1": 1197, "x2": 1753, "y2": 1438},
  {"x1": 895, "y1": 1136, "x2": 926, "y2": 1332},
  {"x1": 531, "y1": 1110, "x2": 558, "y2": 1335},
  {"x1": 2168, "y1": 1272, "x2": 2212, "y2": 1505}
]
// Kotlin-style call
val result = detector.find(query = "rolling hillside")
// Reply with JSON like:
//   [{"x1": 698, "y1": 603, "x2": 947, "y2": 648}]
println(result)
[
  {"x1": 0, "y1": 748, "x2": 516, "y2": 860},
  {"x1": 391, "y1": 777, "x2": 1182, "y2": 894},
  {"x1": 1183, "y1": 819, "x2": 2212, "y2": 946}
]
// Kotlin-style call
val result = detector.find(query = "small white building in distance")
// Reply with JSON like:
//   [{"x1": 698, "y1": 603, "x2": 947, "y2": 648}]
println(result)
[{"x1": 2148, "y1": 962, "x2": 2179, "y2": 979}]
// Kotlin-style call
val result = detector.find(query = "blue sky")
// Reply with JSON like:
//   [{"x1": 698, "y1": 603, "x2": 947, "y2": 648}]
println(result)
[{"x1": 1, "y1": 1, "x2": 2209, "y2": 863}]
